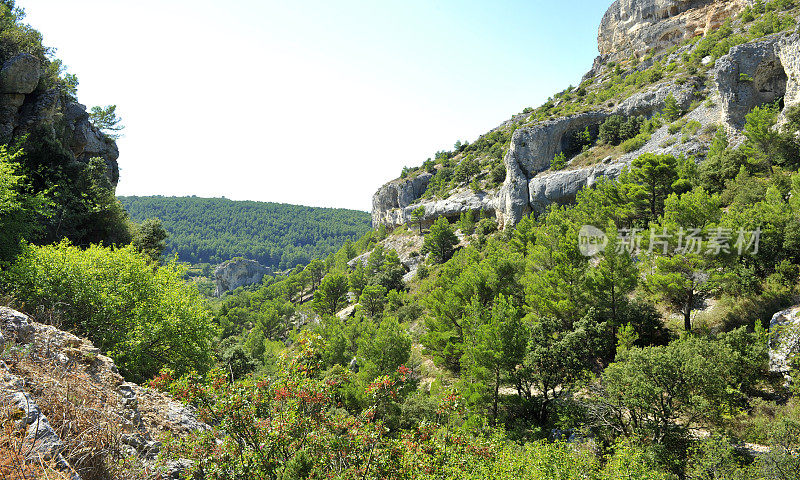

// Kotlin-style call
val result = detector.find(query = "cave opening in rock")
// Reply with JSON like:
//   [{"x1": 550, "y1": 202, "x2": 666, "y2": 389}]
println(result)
[
  {"x1": 753, "y1": 59, "x2": 788, "y2": 109},
  {"x1": 559, "y1": 123, "x2": 602, "y2": 160}
]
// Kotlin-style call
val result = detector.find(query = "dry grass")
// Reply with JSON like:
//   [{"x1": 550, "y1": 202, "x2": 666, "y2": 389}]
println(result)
[
  {"x1": 1, "y1": 342, "x2": 151, "y2": 480},
  {"x1": 569, "y1": 143, "x2": 619, "y2": 169},
  {"x1": 0, "y1": 402, "x2": 71, "y2": 480}
]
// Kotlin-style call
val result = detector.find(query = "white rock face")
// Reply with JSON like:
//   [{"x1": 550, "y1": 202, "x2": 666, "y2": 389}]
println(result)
[
  {"x1": 769, "y1": 306, "x2": 800, "y2": 379},
  {"x1": 214, "y1": 258, "x2": 271, "y2": 296},
  {"x1": 372, "y1": 173, "x2": 433, "y2": 227},
  {"x1": 598, "y1": 0, "x2": 748, "y2": 60},
  {"x1": 713, "y1": 36, "x2": 788, "y2": 128},
  {"x1": 370, "y1": 1, "x2": 800, "y2": 231}
]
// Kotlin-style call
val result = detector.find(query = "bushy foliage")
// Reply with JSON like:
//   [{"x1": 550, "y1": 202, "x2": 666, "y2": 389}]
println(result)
[
  {"x1": 155, "y1": 334, "x2": 677, "y2": 480},
  {"x1": 2, "y1": 242, "x2": 217, "y2": 382},
  {"x1": 0, "y1": 145, "x2": 47, "y2": 263},
  {"x1": 423, "y1": 217, "x2": 458, "y2": 264}
]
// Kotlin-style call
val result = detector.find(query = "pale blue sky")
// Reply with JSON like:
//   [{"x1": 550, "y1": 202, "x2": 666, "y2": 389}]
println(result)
[{"x1": 21, "y1": 0, "x2": 611, "y2": 211}]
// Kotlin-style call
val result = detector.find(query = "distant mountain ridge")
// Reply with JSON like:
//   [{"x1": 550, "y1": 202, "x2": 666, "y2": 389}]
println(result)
[{"x1": 118, "y1": 196, "x2": 371, "y2": 268}]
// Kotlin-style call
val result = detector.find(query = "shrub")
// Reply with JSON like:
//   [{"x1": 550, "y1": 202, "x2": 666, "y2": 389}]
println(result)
[
  {"x1": 662, "y1": 94, "x2": 683, "y2": 122},
  {"x1": 490, "y1": 162, "x2": 506, "y2": 184},
  {"x1": 0, "y1": 146, "x2": 48, "y2": 263},
  {"x1": 621, "y1": 133, "x2": 651, "y2": 153},
  {"x1": 2, "y1": 241, "x2": 217, "y2": 382},
  {"x1": 551, "y1": 152, "x2": 567, "y2": 170},
  {"x1": 668, "y1": 121, "x2": 685, "y2": 135}
]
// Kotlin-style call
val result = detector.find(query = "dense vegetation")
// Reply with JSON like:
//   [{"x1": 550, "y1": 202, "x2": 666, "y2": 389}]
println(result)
[
  {"x1": 2, "y1": 1, "x2": 800, "y2": 478},
  {"x1": 140, "y1": 96, "x2": 800, "y2": 479},
  {"x1": 3, "y1": 242, "x2": 217, "y2": 382},
  {"x1": 119, "y1": 196, "x2": 372, "y2": 269}
]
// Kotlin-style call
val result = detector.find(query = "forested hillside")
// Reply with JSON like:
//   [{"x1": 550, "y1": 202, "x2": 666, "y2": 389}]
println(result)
[
  {"x1": 118, "y1": 196, "x2": 372, "y2": 268},
  {"x1": 4, "y1": 0, "x2": 800, "y2": 479}
]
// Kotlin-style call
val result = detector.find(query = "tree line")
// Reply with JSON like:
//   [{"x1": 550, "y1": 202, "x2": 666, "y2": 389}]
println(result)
[{"x1": 118, "y1": 195, "x2": 372, "y2": 269}]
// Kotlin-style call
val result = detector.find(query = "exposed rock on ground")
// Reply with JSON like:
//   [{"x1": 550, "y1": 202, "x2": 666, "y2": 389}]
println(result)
[
  {"x1": 348, "y1": 232, "x2": 425, "y2": 281},
  {"x1": 0, "y1": 307, "x2": 208, "y2": 479},
  {"x1": 214, "y1": 257, "x2": 271, "y2": 296}
]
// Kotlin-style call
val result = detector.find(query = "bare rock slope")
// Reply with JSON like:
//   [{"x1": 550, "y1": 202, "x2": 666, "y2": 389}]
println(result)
[
  {"x1": 371, "y1": 0, "x2": 800, "y2": 230},
  {"x1": 0, "y1": 307, "x2": 206, "y2": 479}
]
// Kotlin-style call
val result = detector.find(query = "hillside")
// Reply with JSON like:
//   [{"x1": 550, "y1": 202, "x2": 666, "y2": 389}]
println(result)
[
  {"x1": 372, "y1": 0, "x2": 800, "y2": 230},
  {"x1": 118, "y1": 196, "x2": 371, "y2": 268},
  {"x1": 4, "y1": 1, "x2": 800, "y2": 479}
]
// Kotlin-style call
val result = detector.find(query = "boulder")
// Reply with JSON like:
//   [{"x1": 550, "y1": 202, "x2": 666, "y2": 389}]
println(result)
[
  {"x1": 214, "y1": 258, "x2": 271, "y2": 296},
  {"x1": 0, "y1": 306, "x2": 35, "y2": 344},
  {"x1": 0, "y1": 53, "x2": 40, "y2": 94}
]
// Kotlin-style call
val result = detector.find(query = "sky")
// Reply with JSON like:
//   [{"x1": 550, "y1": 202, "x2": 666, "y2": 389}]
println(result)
[{"x1": 20, "y1": 0, "x2": 612, "y2": 211}]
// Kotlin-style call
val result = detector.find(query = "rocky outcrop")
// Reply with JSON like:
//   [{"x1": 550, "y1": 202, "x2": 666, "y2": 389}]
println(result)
[
  {"x1": 769, "y1": 305, "x2": 800, "y2": 381},
  {"x1": 370, "y1": 1, "x2": 800, "y2": 230},
  {"x1": 214, "y1": 258, "x2": 271, "y2": 296},
  {"x1": 372, "y1": 173, "x2": 433, "y2": 227},
  {"x1": 506, "y1": 113, "x2": 611, "y2": 177},
  {"x1": 0, "y1": 53, "x2": 41, "y2": 94},
  {"x1": 528, "y1": 162, "x2": 627, "y2": 214},
  {"x1": 598, "y1": 0, "x2": 748, "y2": 60},
  {"x1": 0, "y1": 53, "x2": 119, "y2": 184},
  {"x1": 0, "y1": 307, "x2": 208, "y2": 478},
  {"x1": 713, "y1": 35, "x2": 790, "y2": 128}
]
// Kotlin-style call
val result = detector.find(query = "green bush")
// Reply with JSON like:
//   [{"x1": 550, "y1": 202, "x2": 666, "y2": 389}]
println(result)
[
  {"x1": 3, "y1": 241, "x2": 217, "y2": 382},
  {"x1": 551, "y1": 152, "x2": 567, "y2": 170},
  {"x1": 668, "y1": 121, "x2": 685, "y2": 135},
  {"x1": 0, "y1": 145, "x2": 48, "y2": 263},
  {"x1": 621, "y1": 133, "x2": 651, "y2": 153}
]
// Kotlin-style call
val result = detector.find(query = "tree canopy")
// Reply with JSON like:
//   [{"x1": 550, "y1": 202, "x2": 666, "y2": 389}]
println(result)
[{"x1": 118, "y1": 196, "x2": 371, "y2": 268}]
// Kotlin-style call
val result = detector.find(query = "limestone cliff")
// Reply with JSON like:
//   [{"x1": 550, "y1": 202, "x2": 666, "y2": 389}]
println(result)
[
  {"x1": 371, "y1": 0, "x2": 800, "y2": 230},
  {"x1": 598, "y1": 0, "x2": 749, "y2": 60},
  {"x1": 0, "y1": 53, "x2": 120, "y2": 184}
]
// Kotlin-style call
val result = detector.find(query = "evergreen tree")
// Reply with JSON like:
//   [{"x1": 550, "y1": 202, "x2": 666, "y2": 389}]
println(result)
[
  {"x1": 630, "y1": 153, "x2": 679, "y2": 219},
  {"x1": 662, "y1": 94, "x2": 682, "y2": 122},
  {"x1": 410, "y1": 205, "x2": 426, "y2": 234},
  {"x1": 313, "y1": 272, "x2": 349, "y2": 316},
  {"x1": 423, "y1": 217, "x2": 458, "y2": 264},
  {"x1": 133, "y1": 218, "x2": 168, "y2": 264}
]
